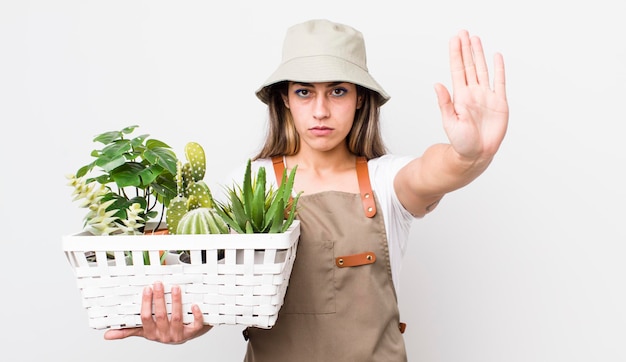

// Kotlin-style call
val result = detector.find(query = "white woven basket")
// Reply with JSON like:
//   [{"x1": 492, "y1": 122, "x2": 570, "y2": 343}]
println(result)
[{"x1": 62, "y1": 220, "x2": 299, "y2": 330}]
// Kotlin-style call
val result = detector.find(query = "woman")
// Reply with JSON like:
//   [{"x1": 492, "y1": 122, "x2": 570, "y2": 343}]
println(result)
[{"x1": 105, "y1": 19, "x2": 508, "y2": 361}]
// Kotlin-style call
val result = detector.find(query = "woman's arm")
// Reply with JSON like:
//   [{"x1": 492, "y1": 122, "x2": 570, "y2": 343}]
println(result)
[{"x1": 395, "y1": 30, "x2": 508, "y2": 217}]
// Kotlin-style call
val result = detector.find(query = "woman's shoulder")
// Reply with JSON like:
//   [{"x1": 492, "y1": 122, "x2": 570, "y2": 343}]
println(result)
[
  {"x1": 367, "y1": 154, "x2": 413, "y2": 201},
  {"x1": 367, "y1": 154, "x2": 413, "y2": 175},
  {"x1": 368, "y1": 154, "x2": 417, "y2": 220}
]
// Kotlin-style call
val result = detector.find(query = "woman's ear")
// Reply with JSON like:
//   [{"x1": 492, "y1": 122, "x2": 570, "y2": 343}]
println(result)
[
  {"x1": 356, "y1": 95, "x2": 364, "y2": 110},
  {"x1": 281, "y1": 93, "x2": 290, "y2": 109}
]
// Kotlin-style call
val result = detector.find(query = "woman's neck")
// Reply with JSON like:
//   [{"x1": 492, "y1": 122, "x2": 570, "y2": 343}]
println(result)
[{"x1": 284, "y1": 150, "x2": 359, "y2": 194}]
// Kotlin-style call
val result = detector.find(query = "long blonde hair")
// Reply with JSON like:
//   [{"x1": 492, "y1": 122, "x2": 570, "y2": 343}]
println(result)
[{"x1": 254, "y1": 82, "x2": 388, "y2": 160}]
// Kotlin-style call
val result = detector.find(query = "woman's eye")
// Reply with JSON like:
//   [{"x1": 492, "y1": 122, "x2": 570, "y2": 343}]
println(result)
[
  {"x1": 295, "y1": 89, "x2": 310, "y2": 97},
  {"x1": 332, "y1": 88, "x2": 347, "y2": 96}
]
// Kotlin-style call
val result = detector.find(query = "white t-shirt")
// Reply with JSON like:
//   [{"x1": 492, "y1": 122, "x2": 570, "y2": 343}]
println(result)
[{"x1": 217, "y1": 154, "x2": 417, "y2": 293}]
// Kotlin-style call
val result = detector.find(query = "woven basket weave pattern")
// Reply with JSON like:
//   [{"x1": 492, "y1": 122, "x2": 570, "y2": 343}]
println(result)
[{"x1": 63, "y1": 221, "x2": 300, "y2": 330}]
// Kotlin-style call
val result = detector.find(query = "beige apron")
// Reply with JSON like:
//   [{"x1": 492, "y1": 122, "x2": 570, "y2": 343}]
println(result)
[{"x1": 243, "y1": 157, "x2": 407, "y2": 362}]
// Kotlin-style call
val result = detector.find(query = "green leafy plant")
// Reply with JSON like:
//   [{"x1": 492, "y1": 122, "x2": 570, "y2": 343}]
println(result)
[
  {"x1": 215, "y1": 159, "x2": 301, "y2": 234},
  {"x1": 66, "y1": 125, "x2": 179, "y2": 235}
]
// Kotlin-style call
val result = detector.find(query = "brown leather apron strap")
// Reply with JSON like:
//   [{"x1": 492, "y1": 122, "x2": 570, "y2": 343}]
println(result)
[
  {"x1": 271, "y1": 156, "x2": 376, "y2": 218},
  {"x1": 335, "y1": 251, "x2": 376, "y2": 267},
  {"x1": 356, "y1": 156, "x2": 376, "y2": 218},
  {"x1": 271, "y1": 156, "x2": 284, "y2": 181}
]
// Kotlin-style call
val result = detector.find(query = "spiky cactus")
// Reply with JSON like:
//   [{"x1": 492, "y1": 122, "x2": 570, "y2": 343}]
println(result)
[
  {"x1": 176, "y1": 207, "x2": 229, "y2": 234},
  {"x1": 166, "y1": 142, "x2": 227, "y2": 234}
]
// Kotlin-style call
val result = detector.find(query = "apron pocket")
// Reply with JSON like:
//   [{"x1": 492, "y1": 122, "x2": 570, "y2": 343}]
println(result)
[{"x1": 281, "y1": 240, "x2": 336, "y2": 314}]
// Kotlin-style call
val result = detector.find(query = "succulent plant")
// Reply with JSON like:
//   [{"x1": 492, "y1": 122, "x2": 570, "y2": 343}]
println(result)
[
  {"x1": 166, "y1": 141, "x2": 228, "y2": 235},
  {"x1": 67, "y1": 173, "x2": 145, "y2": 236},
  {"x1": 215, "y1": 159, "x2": 301, "y2": 234},
  {"x1": 176, "y1": 207, "x2": 229, "y2": 234}
]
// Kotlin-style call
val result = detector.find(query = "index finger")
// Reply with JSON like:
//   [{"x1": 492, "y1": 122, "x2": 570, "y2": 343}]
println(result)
[{"x1": 139, "y1": 284, "x2": 157, "y2": 330}]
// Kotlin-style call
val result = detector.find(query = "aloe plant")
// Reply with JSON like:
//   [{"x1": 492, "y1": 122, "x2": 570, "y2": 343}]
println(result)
[{"x1": 215, "y1": 159, "x2": 301, "y2": 234}]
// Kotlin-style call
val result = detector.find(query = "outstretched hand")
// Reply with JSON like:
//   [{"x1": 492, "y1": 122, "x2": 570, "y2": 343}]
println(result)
[
  {"x1": 103, "y1": 282, "x2": 212, "y2": 344},
  {"x1": 434, "y1": 30, "x2": 508, "y2": 162}
]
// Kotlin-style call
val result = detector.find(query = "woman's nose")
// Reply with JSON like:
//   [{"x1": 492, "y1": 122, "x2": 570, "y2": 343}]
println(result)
[{"x1": 312, "y1": 95, "x2": 330, "y2": 120}]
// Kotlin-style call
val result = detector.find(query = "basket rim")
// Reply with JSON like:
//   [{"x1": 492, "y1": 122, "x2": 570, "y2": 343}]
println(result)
[{"x1": 62, "y1": 220, "x2": 300, "y2": 252}]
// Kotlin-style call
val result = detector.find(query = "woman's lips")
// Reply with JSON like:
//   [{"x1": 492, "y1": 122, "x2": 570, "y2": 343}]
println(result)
[{"x1": 309, "y1": 126, "x2": 333, "y2": 136}]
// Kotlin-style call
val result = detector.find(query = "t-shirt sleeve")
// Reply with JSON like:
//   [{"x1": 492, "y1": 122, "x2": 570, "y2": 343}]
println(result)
[{"x1": 368, "y1": 154, "x2": 417, "y2": 292}]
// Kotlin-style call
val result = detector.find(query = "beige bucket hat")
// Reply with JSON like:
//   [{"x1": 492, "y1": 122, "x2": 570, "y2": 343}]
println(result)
[{"x1": 255, "y1": 19, "x2": 390, "y2": 105}]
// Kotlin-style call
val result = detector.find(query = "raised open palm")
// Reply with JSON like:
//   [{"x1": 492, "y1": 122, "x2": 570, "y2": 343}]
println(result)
[{"x1": 434, "y1": 30, "x2": 508, "y2": 161}]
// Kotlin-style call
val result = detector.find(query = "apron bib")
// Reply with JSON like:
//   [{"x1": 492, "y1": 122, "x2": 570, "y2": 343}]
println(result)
[{"x1": 243, "y1": 157, "x2": 407, "y2": 362}]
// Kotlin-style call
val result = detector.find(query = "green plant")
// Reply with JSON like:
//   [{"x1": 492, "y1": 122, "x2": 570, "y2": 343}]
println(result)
[
  {"x1": 165, "y1": 142, "x2": 228, "y2": 235},
  {"x1": 163, "y1": 141, "x2": 229, "y2": 263},
  {"x1": 215, "y1": 159, "x2": 301, "y2": 234},
  {"x1": 176, "y1": 207, "x2": 229, "y2": 234},
  {"x1": 66, "y1": 125, "x2": 179, "y2": 235}
]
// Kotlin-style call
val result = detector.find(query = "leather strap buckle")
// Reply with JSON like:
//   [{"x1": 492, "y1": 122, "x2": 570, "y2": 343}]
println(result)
[{"x1": 399, "y1": 322, "x2": 407, "y2": 334}]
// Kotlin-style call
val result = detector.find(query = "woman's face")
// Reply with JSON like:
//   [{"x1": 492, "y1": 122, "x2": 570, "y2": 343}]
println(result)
[{"x1": 283, "y1": 81, "x2": 361, "y2": 154}]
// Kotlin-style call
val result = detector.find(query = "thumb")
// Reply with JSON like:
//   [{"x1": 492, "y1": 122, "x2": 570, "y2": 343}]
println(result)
[
  {"x1": 104, "y1": 327, "x2": 143, "y2": 340},
  {"x1": 434, "y1": 83, "x2": 455, "y2": 120}
]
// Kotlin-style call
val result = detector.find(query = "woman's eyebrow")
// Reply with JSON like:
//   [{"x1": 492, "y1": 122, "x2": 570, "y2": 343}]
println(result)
[{"x1": 292, "y1": 82, "x2": 345, "y2": 88}]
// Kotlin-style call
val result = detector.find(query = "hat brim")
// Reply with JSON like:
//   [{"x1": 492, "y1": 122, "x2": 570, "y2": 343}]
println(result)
[{"x1": 256, "y1": 55, "x2": 389, "y2": 105}]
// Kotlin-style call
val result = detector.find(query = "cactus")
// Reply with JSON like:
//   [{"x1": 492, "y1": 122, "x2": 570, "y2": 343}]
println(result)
[
  {"x1": 166, "y1": 142, "x2": 226, "y2": 234},
  {"x1": 176, "y1": 207, "x2": 229, "y2": 234}
]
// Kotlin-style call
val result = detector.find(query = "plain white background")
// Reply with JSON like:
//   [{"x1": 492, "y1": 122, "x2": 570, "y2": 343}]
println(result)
[{"x1": 1, "y1": 1, "x2": 625, "y2": 361}]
